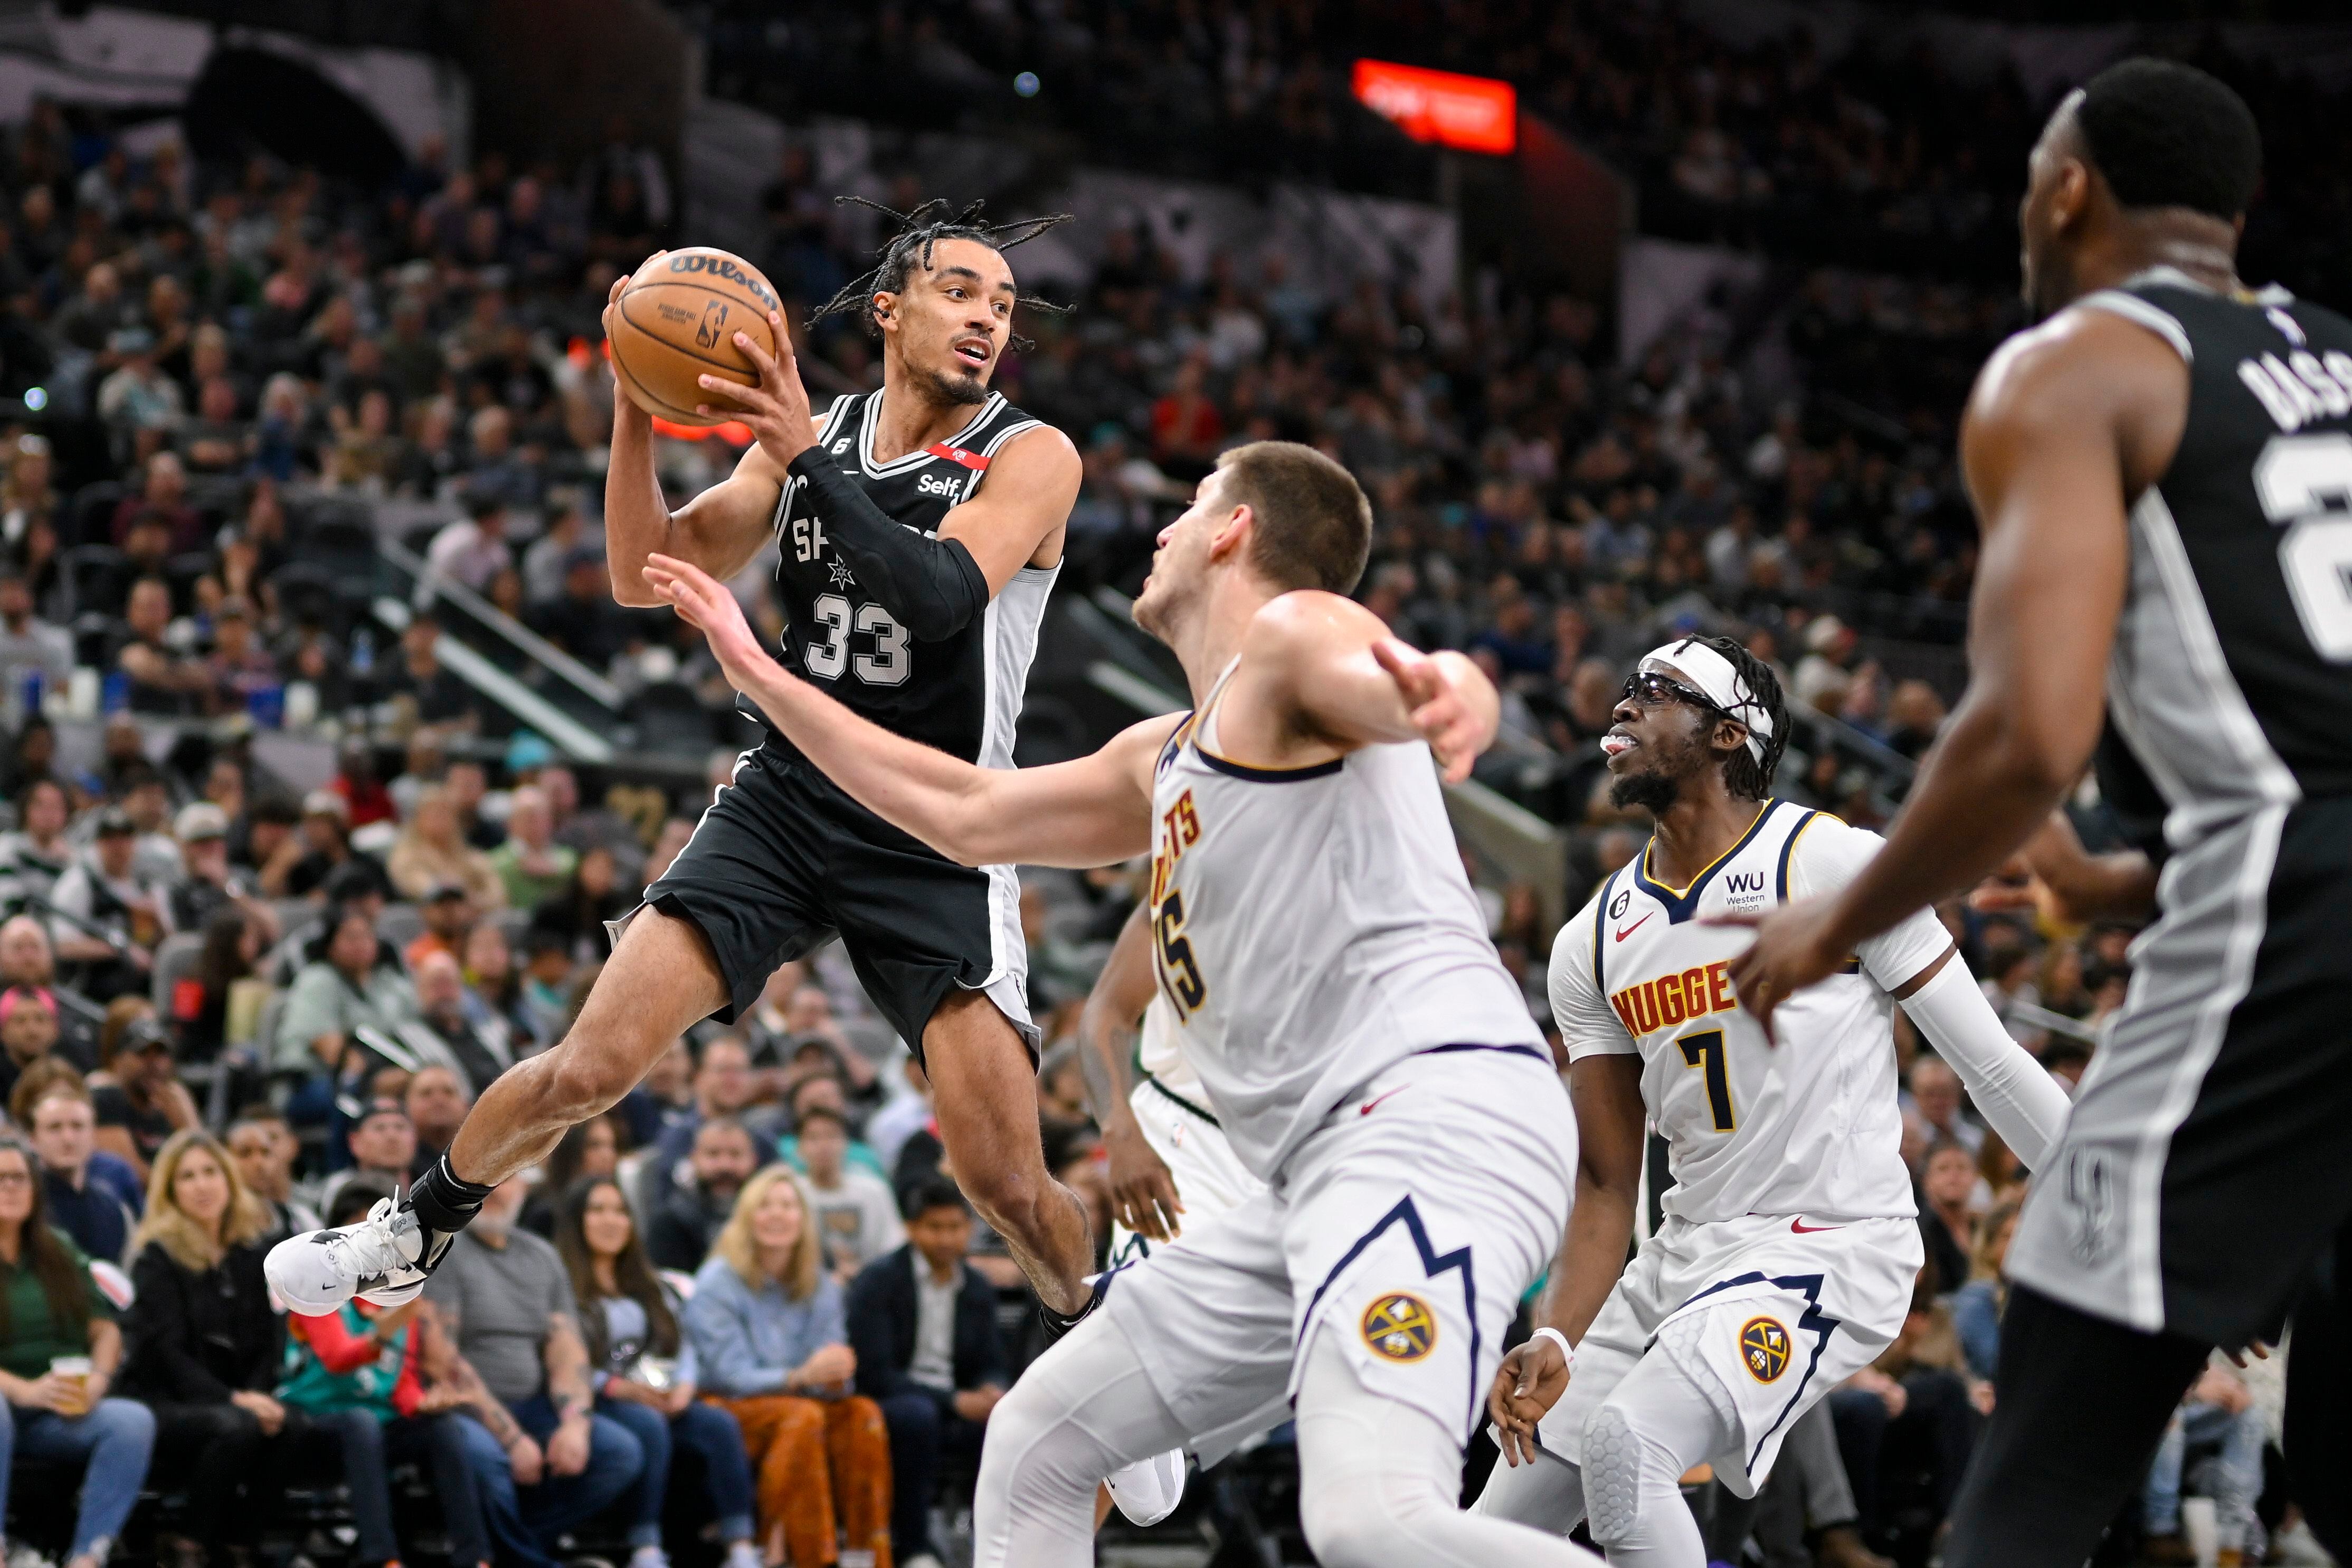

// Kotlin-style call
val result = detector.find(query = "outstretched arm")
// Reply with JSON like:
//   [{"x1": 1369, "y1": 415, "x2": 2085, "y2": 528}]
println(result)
[
  {"x1": 645, "y1": 553, "x2": 1169, "y2": 868},
  {"x1": 1222, "y1": 591, "x2": 1502, "y2": 782},
  {"x1": 1726, "y1": 310, "x2": 2183, "y2": 1030}
]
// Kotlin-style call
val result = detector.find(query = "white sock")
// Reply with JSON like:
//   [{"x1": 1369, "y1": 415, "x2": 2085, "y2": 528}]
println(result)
[
  {"x1": 1292, "y1": 1333, "x2": 1605, "y2": 1568},
  {"x1": 970, "y1": 1310, "x2": 1190, "y2": 1568}
]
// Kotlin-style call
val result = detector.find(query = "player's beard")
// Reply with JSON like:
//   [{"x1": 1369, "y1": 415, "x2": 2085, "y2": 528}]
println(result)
[
  {"x1": 924, "y1": 364, "x2": 990, "y2": 407},
  {"x1": 1607, "y1": 725, "x2": 1709, "y2": 815}
]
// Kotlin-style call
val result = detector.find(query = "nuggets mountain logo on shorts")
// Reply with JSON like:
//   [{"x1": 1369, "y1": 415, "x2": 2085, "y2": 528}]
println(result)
[
  {"x1": 1739, "y1": 1316, "x2": 1792, "y2": 1382},
  {"x1": 1361, "y1": 1293, "x2": 1438, "y2": 1362}
]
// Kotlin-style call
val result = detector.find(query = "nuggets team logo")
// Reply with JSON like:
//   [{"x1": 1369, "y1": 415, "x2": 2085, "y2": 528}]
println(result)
[
  {"x1": 1361, "y1": 1293, "x2": 1438, "y2": 1363},
  {"x1": 1739, "y1": 1316, "x2": 1791, "y2": 1382}
]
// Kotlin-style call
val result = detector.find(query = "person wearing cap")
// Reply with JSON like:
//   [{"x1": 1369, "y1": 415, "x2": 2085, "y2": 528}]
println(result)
[
  {"x1": 322, "y1": 1100, "x2": 420, "y2": 1218},
  {"x1": 48, "y1": 808, "x2": 164, "y2": 1003},
  {"x1": 1793, "y1": 612, "x2": 1861, "y2": 711},
  {"x1": 164, "y1": 799, "x2": 258, "y2": 936},
  {"x1": 405, "y1": 882, "x2": 477, "y2": 973},
  {"x1": 91, "y1": 1004, "x2": 198, "y2": 1178}
]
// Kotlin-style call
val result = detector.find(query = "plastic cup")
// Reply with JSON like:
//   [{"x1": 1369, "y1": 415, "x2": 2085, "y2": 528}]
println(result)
[
  {"x1": 49, "y1": 1355, "x2": 91, "y2": 1417},
  {"x1": 2183, "y1": 1496, "x2": 2219, "y2": 1568}
]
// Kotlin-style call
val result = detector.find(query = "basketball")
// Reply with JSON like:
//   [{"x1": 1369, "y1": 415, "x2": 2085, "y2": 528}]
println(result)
[{"x1": 607, "y1": 247, "x2": 784, "y2": 426}]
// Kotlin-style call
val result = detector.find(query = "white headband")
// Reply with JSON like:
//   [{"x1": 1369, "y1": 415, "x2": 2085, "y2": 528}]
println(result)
[{"x1": 1642, "y1": 639, "x2": 1774, "y2": 763}]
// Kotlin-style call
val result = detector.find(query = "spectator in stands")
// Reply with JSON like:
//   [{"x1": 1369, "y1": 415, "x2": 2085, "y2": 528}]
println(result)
[
  {"x1": 0, "y1": 1133, "x2": 151, "y2": 1568},
  {"x1": 260, "y1": 790, "x2": 354, "y2": 900},
  {"x1": 424, "y1": 1176, "x2": 649, "y2": 1567},
  {"x1": 279, "y1": 1178, "x2": 487, "y2": 1568},
  {"x1": 110, "y1": 578, "x2": 208, "y2": 717},
  {"x1": 523, "y1": 1116, "x2": 620, "y2": 1238},
  {"x1": 646, "y1": 1116, "x2": 761, "y2": 1274},
  {"x1": 0, "y1": 983, "x2": 61, "y2": 1107},
  {"x1": 109, "y1": 451, "x2": 199, "y2": 554},
  {"x1": 1830, "y1": 1269, "x2": 1981, "y2": 1556},
  {"x1": 91, "y1": 1010, "x2": 198, "y2": 1177},
  {"x1": 461, "y1": 920, "x2": 532, "y2": 1052},
  {"x1": 28, "y1": 1079, "x2": 136, "y2": 1266},
  {"x1": 426, "y1": 491, "x2": 513, "y2": 593},
  {"x1": 0, "y1": 571, "x2": 69, "y2": 728},
  {"x1": 848, "y1": 1179, "x2": 1008, "y2": 1567},
  {"x1": 413, "y1": 948, "x2": 513, "y2": 1094},
  {"x1": 655, "y1": 1035, "x2": 779, "y2": 1171},
  {"x1": 382, "y1": 617, "x2": 477, "y2": 731},
  {"x1": 533, "y1": 846, "x2": 629, "y2": 965},
  {"x1": 517, "y1": 927, "x2": 575, "y2": 1047},
  {"x1": 1, "y1": 778, "x2": 75, "y2": 907},
  {"x1": 225, "y1": 1108, "x2": 319, "y2": 1242},
  {"x1": 119, "y1": 1129, "x2": 288, "y2": 1566},
  {"x1": 1951, "y1": 1195, "x2": 2019, "y2": 1385},
  {"x1": 173, "y1": 905, "x2": 263, "y2": 1062},
  {"x1": 162, "y1": 801, "x2": 244, "y2": 936},
  {"x1": 49, "y1": 807, "x2": 164, "y2": 1002},
  {"x1": 1916, "y1": 1138, "x2": 1977, "y2": 1300},
  {"x1": 0, "y1": 917, "x2": 96, "y2": 1065},
  {"x1": 404, "y1": 883, "x2": 476, "y2": 971},
  {"x1": 405, "y1": 1063, "x2": 471, "y2": 1181},
  {"x1": 273, "y1": 900, "x2": 421, "y2": 1126},
  {"x1": 794, "y1": 1106, "x2": 901, "y2": 1282},
  {"x1": 2142, "y1": 1361, "x2": 2267, "y2": 1567},
  {"x1": 1906, "y1": 1057, "x2": 1981, "y2": 1156},
  {"x1": 556, "y1": 1174, "x2": 763, "y2": 1568},
  {"x1": 686, "y1": 1167, "x2": 892, "y2": 1568},
  {"x1": 387, "y1": 786, "x2": 506, "y2": 908},
  {"x1": 203, "y1": 598, "x2": 280, "y2": 717},
  {"x1": 489, "y1": 785, "x2": 576, "y2": 911},
  {"x1": 323, "y1": 1099, "x2": 419, "y2": 1215},
  {"x1": 529, "y1": 548, "x2": 631, "y2": 671}
]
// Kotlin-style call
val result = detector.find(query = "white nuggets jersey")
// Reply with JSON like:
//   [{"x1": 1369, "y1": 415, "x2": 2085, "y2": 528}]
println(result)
[
  {"x1": 1148, "y1": 661, "x2": 1544, "y2": 1181},
  {"x1": 1552, "y1": 801, "x2": 1949, "y2": 1225}
]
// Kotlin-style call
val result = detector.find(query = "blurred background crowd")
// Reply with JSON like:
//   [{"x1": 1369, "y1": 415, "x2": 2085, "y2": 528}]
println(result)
[{"x1": 0, "y1": 0, "x2": 2326, "y2": 1563}]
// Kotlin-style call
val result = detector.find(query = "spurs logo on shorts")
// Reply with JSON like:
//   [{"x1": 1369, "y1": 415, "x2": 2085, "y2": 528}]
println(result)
[
  {"x1": 1361, "y1": 1293, "x2": 1438, "y2": 1362},
  {"x1": 1739, "y1": 1316, "x2": 1791, "y2": 1383}
]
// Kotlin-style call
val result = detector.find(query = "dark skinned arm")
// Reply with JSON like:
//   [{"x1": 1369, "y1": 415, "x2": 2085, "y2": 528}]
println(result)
[
  {"x1": 1076, "y1": 901, "x2": 1183, "y2": 1241},
  {"x1": 1726, "y1": 308, "x2": 2185, "y2": 1026},
  {"x1": 1970, "y1": 809, "x2": 2159, "y2": 925},
  {"x1": 1488, "y1": 1052, "x2": 1645, "y2": 1466}
]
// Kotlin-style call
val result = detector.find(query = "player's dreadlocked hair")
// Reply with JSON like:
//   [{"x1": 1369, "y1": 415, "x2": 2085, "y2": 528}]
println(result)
[
  {"x1": 807, "y1": 197, "x2": 1074, "y2": 354},
  {"x1": 1680, "y1": 633, "x2": 1789, "y2": 801}
]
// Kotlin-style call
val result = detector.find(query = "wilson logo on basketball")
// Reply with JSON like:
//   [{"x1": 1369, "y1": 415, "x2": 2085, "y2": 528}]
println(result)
[
  {"x1": 1739, "y1": 1316, "x2": 1791, "y2": 1383},
  {"x1": 1361, "y1": 1293, "x2": 1438, "y2": 1363},
  {"x1": 666, "y1": 252, "x2": 780, "y2": 310}
]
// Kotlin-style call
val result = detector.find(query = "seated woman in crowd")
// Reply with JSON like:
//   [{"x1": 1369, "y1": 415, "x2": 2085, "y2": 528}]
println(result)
[
  {"x1": 685, "y1": 1168, "x2": 890, "y2": 1568},
  {"x1": 0, "y1": 1133, "x2": 154, "y2": 1568},
  {"x1": 90, "y1": 1004, "x2": 199, "y2": 1182},
  {"x1": 520, "y1": 1115, "x2": 620, "y2": 1239},
  {"x1": 272, "y1": 900, "x2": 418, "y2": 1127},
  {"x1": 279, "y1": 1177, "x2": 494, "y2": 1568},
  {"x1": 117, "y1": 1129, "x2": 290, "y2": 1567},
  {"x1": 171, "y1": 906, "x2": 267, "y2": 1063},
  {"x1": 555, "y1": 1174, "x2": 761, "y2": 1568},
  {"x1": 1951, "y1": 1195, "x2": 2021, "y2": 1386}
]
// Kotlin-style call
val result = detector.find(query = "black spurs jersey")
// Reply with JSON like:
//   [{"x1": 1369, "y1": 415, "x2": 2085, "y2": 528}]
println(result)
[
  {"x1": 758, "y1": 388, "x2": 1058, "y2": 764},
  {"x1": 2078, "y1": 268, "x2": 2352, "y2": 852}
]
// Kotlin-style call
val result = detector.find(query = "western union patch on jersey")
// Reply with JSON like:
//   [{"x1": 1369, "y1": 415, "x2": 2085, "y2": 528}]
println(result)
[
  {"x1": 1361, "y1": 1293, "x2": 1438, "y2": 1363},
  {"x1": 1739, "y1": 1316, "x2": 1792, "y2": 1382}
]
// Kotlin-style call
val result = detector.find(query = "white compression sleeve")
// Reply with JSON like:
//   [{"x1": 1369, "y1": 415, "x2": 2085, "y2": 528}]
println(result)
[{"x1": 1898, "y1": 957, "x2": 2072, "y2": 1168}]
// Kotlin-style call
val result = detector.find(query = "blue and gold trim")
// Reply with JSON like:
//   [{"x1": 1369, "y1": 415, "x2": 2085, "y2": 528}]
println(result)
[
  {"x1": 1774, "y1": 807, "x2": 1829, "y2": 900},
  {"x1": 1634, "y1": 800, "x2": 1783, "y2": 923},
  {"x1": 1196, "y1": 748, "x2": 1345, "y2": 783}
]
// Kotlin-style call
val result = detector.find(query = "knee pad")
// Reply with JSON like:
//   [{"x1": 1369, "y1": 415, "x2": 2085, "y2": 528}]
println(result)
[{"x1": 1581, "y1": 1403, "x2": 1645, "y2": 1546}]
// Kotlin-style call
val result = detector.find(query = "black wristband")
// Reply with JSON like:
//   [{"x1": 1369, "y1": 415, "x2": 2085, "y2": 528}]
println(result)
[{"x1": 787, "y1": 449, "x2": 990, "y2": 640}]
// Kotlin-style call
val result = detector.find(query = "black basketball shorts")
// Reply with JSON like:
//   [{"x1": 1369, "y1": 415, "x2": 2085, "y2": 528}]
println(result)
[
  {"x1": 624, "y1": 740, "x2": 1037, "y2": 1063},
  {"x1": 2007, "y1": 795, "x2": 2352, "y2": 1347}
]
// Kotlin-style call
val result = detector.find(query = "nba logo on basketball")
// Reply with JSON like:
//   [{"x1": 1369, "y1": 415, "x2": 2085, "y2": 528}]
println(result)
[{"x1": 695, "y1": 301, "x2": 729, "y2": 349}]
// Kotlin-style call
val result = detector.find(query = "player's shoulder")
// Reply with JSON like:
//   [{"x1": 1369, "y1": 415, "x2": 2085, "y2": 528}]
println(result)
[
  {"x1": 1781, "y1": 807, "x2": 1883, "y2": 898},
  {"x1": 1549, "y1": 879, "x2": 1610, "y2": 987},
  {"x1": 1970, "y1": 301, "x2": 2185, "y2": 429},
  {"x1": 1242, "y1": 589, "x2": 1386, "y2": 661}
]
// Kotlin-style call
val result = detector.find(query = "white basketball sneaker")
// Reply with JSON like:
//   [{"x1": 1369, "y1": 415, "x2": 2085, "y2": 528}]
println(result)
[
  {"x1": 1105, "y1": 1448, "x2": 1187, "y2": 1527},
  {"x1": 264, "y1": 1197, "x2": 443, "y2": 1315}
]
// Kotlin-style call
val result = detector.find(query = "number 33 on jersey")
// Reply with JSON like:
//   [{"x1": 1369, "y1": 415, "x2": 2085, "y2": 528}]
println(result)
[
  {"x1": 753, "y1": 387, "x2": 1057, "y2": 766},
  {"x1": 1551, "y1": 801, "x2": 1951, "y2": 1227}
]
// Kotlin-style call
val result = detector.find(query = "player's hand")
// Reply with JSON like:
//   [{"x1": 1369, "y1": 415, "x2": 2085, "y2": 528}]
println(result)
[
  {"x1": 1374, "y1": 641, "x2": 1497, "y2": 784},
  {"x1": 1711, "y1": 895, "x2": 1850, "y2": 1046},
  {"x1": 699, "y1": 314, "x2": 815, "y2": 471},
  {"x1": 1104, "y1": 1118, "x2": 1184, "y2": 1242},
  {"x1": 643, "y1": 553, "x2": 775, "y2": 691},
  {"x1": 602, "y1": 252, "x2": 666, "y2": 421},
  {"x1": 1487, "y1": 1336, "x2": 1570, "y2": 1467}
]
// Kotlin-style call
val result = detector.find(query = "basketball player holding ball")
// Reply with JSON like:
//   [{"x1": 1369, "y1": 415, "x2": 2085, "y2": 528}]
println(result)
[{"x1": 269, "y1": 200, "x2": 1118, "y2": 1394}]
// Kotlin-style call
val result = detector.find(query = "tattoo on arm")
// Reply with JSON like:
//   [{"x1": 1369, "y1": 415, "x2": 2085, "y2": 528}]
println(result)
[
  {"x1": 546, "y1": 1313, "x2": 592, "y2": 1419},
  {"x1": 1077, "y1": 1020, "x2": 1138, "y2": 1126}
]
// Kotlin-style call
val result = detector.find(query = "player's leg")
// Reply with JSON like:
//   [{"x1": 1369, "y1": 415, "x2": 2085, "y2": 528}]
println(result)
[
  {"x1": 1575, "y1": 1351, "x2": 1721, "y2": 1568},
  {"x1": 1940, "y1": 1285, "x2": 2209, "y2": 1568},
  {"x1": 922, "y1": 991, "x2": 1094, "y2": 1316},
  {"x1": 1292, "y1": 1334, "x2": 1602, "y2": 1568}
]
